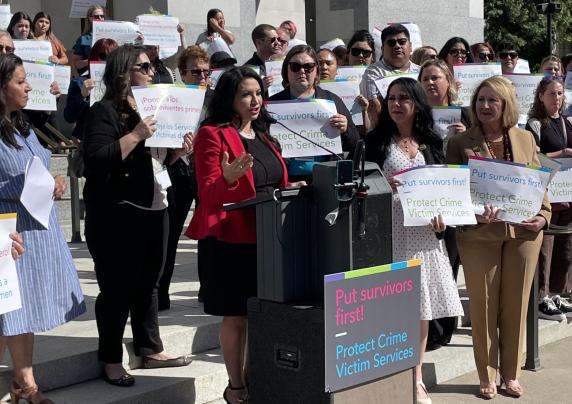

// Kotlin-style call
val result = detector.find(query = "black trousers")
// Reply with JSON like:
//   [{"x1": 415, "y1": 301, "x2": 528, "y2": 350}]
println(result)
[{"x1": 85, "y1": 203, "x2": 168, "y2": 363}]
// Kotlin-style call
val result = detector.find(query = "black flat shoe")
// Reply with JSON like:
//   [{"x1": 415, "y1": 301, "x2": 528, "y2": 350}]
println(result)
[
  {"x1": 101, "y1": 371, "x2": 135, "y2": 387},
  {"x1": 143, "y1": 355, "x2": 192, "y2": 369}
]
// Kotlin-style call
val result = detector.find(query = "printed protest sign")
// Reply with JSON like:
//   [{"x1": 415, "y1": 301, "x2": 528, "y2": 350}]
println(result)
[
  {"x1": 132, "y1": 84, "x2": 206, "y2": 148},
  {"x1": 548, "y1": 158, "x2": 572, "y2": 203},
  {"x1": 0, "y1": 213, "x2": 21, "y2": 315},
  {"x1": 320, "y1": 78, "x2": 363, "y2": 125},
  {"x1": 514, "y1": 59, "x2": 531, "y2": 74},
  {"x1": 393, "y1": 165, "x2": 476, "y2": 226},
  {"x1": 137, "y1": 14, "x2": 180, "y2": 59},
  {"x1": 266, "y1": 99, "x2": 341, "y2": 158},
  {"x1": 336, "y1": 65, "x2": 368, "y2": 92},
  {"x1": 431, "y1": 106, "x2": 463, "y2": 140},
  {"x1": 265, "y1": 59, "x2": 284, "y2": 96},
  {"x1": 388, "y1": 22, "x2": 422, "y2": 50},
  {"x1": 374, "y1": 72, "x2": 418, "y2": 99},
  {"x1": 371, "y1": 27, "x2": 382, "y2": 67},
  {"x1": 206, "y1": 37, "x2": 234, "y2": 57},
  {"x1": 453, "y1": 63, "x2": 502, "y2": 106},
  {"x1": 92, "y1": 20, "x2": 140, "y2": 46},
  {"x1": 503, "y1": 74, "x2": 544, "y2": 125},
  {"x1": 468, "y1": 156, "x2": 551, "y2": 222},
  {"x1": 23, "y1": 62, "x2": 56, "y2": 111},
  {"x1": 324, "y1": 260, "x2": 420, "y2": 392},
  {"x1": 54, "y1": 65, "x2": 71, "y2": 95},
  {"x1": 0, "y1": 5, "x2": 11, "y2": 30},
  {"x1": 69, "y1": 0, "x2": 106, "y2": 18},
  {"x1": 89, "y1": 61, "x2": 106, "y2": 106},
  {"x1": 13, "y1": 40, "x2": 52, "y2": 63}
]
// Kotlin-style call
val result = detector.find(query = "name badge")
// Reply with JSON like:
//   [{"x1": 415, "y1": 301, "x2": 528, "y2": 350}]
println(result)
[{"x1": 155, "y1": 169, "x2": 172, "y2": 189}]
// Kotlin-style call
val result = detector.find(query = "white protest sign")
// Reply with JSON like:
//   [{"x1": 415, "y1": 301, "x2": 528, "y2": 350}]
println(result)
[
  {"x1": 503, "y1": 74, "x2": 544, "y2": 125},
  {"x1": 265, "y1": 59, "x2": 284, "y2": 96},
  {"x1": 431, "y1": 106, "x2": 463, "y2": 140},
  {"x1": 548, "y1": 158, "x2": 572, "y2": 202},
  {"x1": 92, "y1": 20, "x2": 140, "y2": 46},
  {"x1": 514, "y1": 59, "x2": 531, "y2": 74},
  {"x1": 538, "y1": 153, "x2": 561, "y2": 184},
  {"x1": 336, "y1": 66, "x2": 367, "y2": 82},
  {"x1": 371, "y1": 27, "x2": 382, "y2": 67},
  {"x1": 0, "y1": 213, "x2": 21, "y2": 315},
  {"x1": 468, "y1": 156, "x2": 551, "y2": 222},
  {"x1": 266, "y1": 99, "x2": 341, "y2": 158},
  {"x1": 320, "y1": 38, "x2": 345, "y2": 51},
  {"x1": 209, "y1": 68, "x2": 224, "y2": 90},
  {"x1": 137, "y1": 14, "x2": 180, "y2": 56},
  {"x1": 206, "y1": 37, "x2": 234, "y2": 57},
  {"x1": 0, "y1": 5, "x2": 11, "y2": 30},
  {"x1": 319, "y1": 78, "x2": 363, "y2": 125},
  {"x1": 23, "y1": 62, "x2": 56, "y2": 111},
  {"x1": 394, "y1": 165, "x2": 476, "y2": 226},
  {"x1": 13, "y1": 40, "x2": 53, "y2": 63},
  {"x1": 54, "y1": 65, "x2": 71, "y2": 95},
  {"x1": 89, "y1": 61, "x2": 106, "y2": 106},
  {"x1": 132, "y1": 84, "x2": 206, "y2": 148},
  {"x1": 374, "y1": 72, "x2": 418, "y2": 99},
  {"x1": 21, "y1": 156, "x2": 55, "y2": 229},
  {"x1": 69, "y1": 0, "x2": 106, "y2": 18},
  {"x1": 389, "y1": 22, "x2": 422, "y2": 50},
  {"x1": 565, "y1": 75, "x2": 572, "y2": 90},
  {"x1": 453, "y1": 63, "x2": 502, "y2": 106}
]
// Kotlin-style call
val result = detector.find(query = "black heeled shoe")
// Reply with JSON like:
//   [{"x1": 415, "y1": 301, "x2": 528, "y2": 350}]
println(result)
[{"x1": 223, "y1": 380, "x2": 248, "y2": 403}]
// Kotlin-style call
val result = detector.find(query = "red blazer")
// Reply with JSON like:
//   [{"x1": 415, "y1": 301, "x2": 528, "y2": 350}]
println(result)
[{"x1": 186, "y1": 124, "x2": 289, "y2": 244}]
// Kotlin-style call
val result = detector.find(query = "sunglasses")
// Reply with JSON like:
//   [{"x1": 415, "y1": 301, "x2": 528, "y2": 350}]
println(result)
[
  {"x1": 91, "y1": 14, "x2": 105, "y2": 20},
  {"x1": 448, "y1": 48, "x2": 467, "y2": 57},
  {"x1": 350, "y1": 47, "x2": 373, "y2": 58},
  {"x1": 288, "y1": 62, "x2": 316, "y2": 73},
  {"x1": 478, "y1": 52, "x2": 492, "y2": 61},
  {"x1": 0, "y1": 44, "x2": 14, "y2": 54},
  {"x1": 267, "y1": 37, "x2": 287, "y2": 45},
  {"x1": 385, "y1": 38, "x2": 408, "y2": 47},
  {"x1": 132, "y1": 62, "x2": 154, "y2": 75},
  {"x1": 499, "y1": 51, "x2": 518, "y2": 60},
  {"x1": 186, "y1": 68, "x2": 212, "y2": 77}
]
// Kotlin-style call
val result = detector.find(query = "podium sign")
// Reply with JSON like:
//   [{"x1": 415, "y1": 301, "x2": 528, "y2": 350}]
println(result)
[{"x1": 324, "y1": 260, "x2": 420, "y2": 392}]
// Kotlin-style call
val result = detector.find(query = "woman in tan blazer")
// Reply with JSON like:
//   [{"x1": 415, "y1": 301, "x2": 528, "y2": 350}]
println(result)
[{"x1": 446, "y1": 76, "x2": 551, "y2": 399}]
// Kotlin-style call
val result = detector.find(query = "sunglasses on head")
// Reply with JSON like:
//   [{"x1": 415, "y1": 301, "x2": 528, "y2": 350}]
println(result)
[
  {"x1": 288, "y1": 62, "x2": 316, "y2": 73},
  {"x1": 132, "y1": 62, "x2": 154, "y2": 75},
  {"x1": 385, "y1": 38, "x2": 408, "y2": 47},
  {"x1": 350, "y1": 47, "x2": 373, "y2": 58},
  {"x1": 0, "y1": 44, "x2": 14, "y2": 54},
  {"x1": 187, "y1": 68, "x2": 212, "y2": 77},
  {"x1": 478, "y1": 52, "x2": 492, "y2": 61},
  {"x1": 499, "y1": 51, "x2": 518, "y2": 60},
  {"x1": 448, "y1": 48, "x2": 467, "y2": 57}
]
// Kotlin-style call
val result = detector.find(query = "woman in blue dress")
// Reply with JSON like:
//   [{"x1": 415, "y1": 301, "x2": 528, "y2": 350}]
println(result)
[{"x1": 0, "y1": 54, "x2": 86, "y2": 403}]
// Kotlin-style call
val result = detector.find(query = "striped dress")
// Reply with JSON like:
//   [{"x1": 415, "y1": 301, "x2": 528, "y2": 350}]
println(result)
[{"x1": 0, "y1": 130, "x2": 85, "y2": 335}]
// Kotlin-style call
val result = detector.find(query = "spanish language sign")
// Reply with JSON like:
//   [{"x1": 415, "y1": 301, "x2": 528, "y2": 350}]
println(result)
[
  {"x1": 0, "y1": 213, "x2": 21, "y2": 315},
  {"x1": 89, "y1": 61, "x2": 106, "y2": 106},
  {"x1": 266, "y1": 99, "x2": 342, "y2": 158},
  {"x1": 132, "y1": 84, "x2": 206, "y2": 148},
  {"x1": 453, "y1": 63, "x2": 502, "y2": 106},
  {"x1": 137, "y1": 14, "x2": 180, "y2": 59},
  {"x1": 503, "y1": 74, "x2": 544, "y2": 125},
  {"x1": 23, "y1": 61, "x2": 56, "y2": 111},
  {"x1": 69, "y1": 0, "x2": 106, "y2": 18},
  {"x1": 393, "y1": 165, "x2": 476, "y2": 226},
  {"x1": 468, "y1": 156, "x2": 551, "y2": 222},
  {"x1": 374, "y1": 72, "x2": 418, "y2": 99},
  {"x1": 431, "y1": 106, "x2": 463, "y2": 140},
  {"x1": 548, "y1": 158, "x2": 572, "y2": 203},
  {"x1": 265, "y1": 59, "x2": 284, "y2": 97},
  {"x1": 13, "y1": 40, "x2": 53, "y2": 63},
  {"x1": 319, "y1": 78, "x2": 363, "y2": 125},
  {"x1": 324, "y1": 260, "x2": 421, "y2": 392},
  {"x1": 92, "y1": 20, "x2": 140, "y2": 46}
]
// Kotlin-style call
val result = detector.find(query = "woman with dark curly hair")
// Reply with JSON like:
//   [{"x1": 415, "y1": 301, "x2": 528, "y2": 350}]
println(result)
[
  {"x1": 365, "y1": 77, "x2": 463, "y2": 404},
  {"x1": 439, "y1": 37, "x2": 473, "y2": 69},
  {"x1": 346, "y1": 29, "x2": 375, "y2": 66}
]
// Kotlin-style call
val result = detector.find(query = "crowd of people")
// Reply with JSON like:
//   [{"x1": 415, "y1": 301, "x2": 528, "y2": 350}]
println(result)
[{"x1": 0, "y1": 5, "x2": 571, "y2": 404}]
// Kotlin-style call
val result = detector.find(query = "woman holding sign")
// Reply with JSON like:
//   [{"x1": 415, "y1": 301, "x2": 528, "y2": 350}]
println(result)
[
  {"x1": 72, "y1": 5, "x2": 105, "y2": 75},
  {"x1": 83, "y1": 45, "x2": 192, "y2": 387},
  {"x1": 447, "y1": 76, "x2": 551, "y2": 399},
  {"x1": 32, "y1": 12, "x2": 68, "y2": 65},
  {"x1": 365, "y1": 77, "x2": 464, "y2": 404},
  {"x1": 0, "y1": 53, "x2": 86, "y2": 404}
]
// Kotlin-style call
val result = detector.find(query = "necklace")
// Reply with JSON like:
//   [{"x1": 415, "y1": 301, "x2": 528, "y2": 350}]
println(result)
[
  {"x1": 394, "y1": 136, "x2": 414, "y2": 154},
  {"x1": 239, "y1": 128, "x2": 255, "y2": 139},
  {"x1": 484, "y1": 133, "x2": 512, "y2": 160}
]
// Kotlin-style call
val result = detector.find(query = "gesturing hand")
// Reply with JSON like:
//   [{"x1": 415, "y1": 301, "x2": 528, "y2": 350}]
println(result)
[{"x1": 222, "y1": 151, "x2": 253, "y2": 185}]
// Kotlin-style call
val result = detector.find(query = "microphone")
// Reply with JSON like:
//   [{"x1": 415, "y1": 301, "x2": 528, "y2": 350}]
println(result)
[{"x1": 267, "y1": 112, "x2": 342, "y2": 160}]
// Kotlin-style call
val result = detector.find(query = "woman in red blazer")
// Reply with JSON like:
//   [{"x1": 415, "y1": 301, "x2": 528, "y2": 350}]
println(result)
[{"x1": 187, "y1": 66, "x2": 302, "y2": 403}]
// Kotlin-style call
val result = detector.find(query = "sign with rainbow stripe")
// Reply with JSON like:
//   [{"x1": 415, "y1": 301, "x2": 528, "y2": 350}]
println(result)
[{"x1": 0, "y1": 213, "x2": 21, "y2": 315}]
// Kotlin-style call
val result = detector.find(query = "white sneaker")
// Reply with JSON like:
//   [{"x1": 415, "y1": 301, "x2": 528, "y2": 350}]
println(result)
[
  {"x1": 538, "y1": 296, "x2": 566, "y2": 321},
  {"x1": 552, "y1": 295, "x2": 572, "y2": 317}
]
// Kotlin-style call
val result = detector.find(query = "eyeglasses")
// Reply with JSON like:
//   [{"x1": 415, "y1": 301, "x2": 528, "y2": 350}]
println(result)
[
  {"x1": 448, "y1": 48, "x2": 467, "y2": 57},
  {"x1": 186, "y1": 68, "x2": 212, "y2": 77},
  {"x1": 132, "y1": 62, "x2": 155, "y2": 75},
  {"x1": 478, "y1": 52, "x2": 492, "y2": 61},
  {"x1": 350, "y1": 47, "x2": 373, "y2": 58},
  {"x1": 0, "y1": 44, "x2": 15, "y2": 54},
  {"x1": 385, "y1": 38, "x2": 408, "y2": 47},
  {"x1": 499, "y1": 51, "x2": 518, "y2": 60},
  {"x1": 91, "y1": 14, "x2": 105, "y2": 20},
  {"x1": 288, "y1": 62, "x2": 316, "y2": 73},
  {"x1": 387, "y1": 94, "x2": 411, "y2": 103}
]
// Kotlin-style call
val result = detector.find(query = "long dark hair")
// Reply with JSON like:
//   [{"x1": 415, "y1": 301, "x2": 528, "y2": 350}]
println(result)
[
  {"x1": 206, "y1": 8, "x2": 222, "y2": 37},
  {"x1": 32, "y1": 11, "x2": 52, "y2": 36},
  {"x1": 0, "y1": 54, "x2": 30, "y2": 149},
  {"x1": 438, "y1": 37, "x2": 473, "y2": 64},
  {"x1": 347, "y1": 30, "x2": 376, "y2": 63},
  {"x1": 203, "y1": 66, "x2": 280, "y2": 150},
  {"x1": 366, "y1": 77, "x2": 443, "y2": 165},
  {"x1": 7, "y1": 12, "x2": 33, "y2": 39},
  {"x1": 102, "y1": 45, "x2": 145, "y2": 127}
]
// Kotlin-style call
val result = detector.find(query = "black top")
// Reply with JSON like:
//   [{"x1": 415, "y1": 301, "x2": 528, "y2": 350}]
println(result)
[
  {"x1": 152, "y1": 59, "x2": 174, "y2": 84},
  {"x1": 526, "y1": 116, "x2": 572, "y2": 153},
  {"x1": 241, "y1": 134, "x2": 284, "y2": 197},
  {"x1": 243, "y1": 52, "x2": 266, "y2": 75},
  {"x1": 83, "y1": 99, "x2": 155, "y2": 207}
]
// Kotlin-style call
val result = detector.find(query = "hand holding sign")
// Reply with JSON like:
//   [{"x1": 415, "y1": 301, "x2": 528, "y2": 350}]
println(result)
[
  {"x1": 9, "y1": 232, "x2": 24, "y2": 260},
  {"x1": 133, "y1": 116, "x2": 157, "y2": 141}
]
